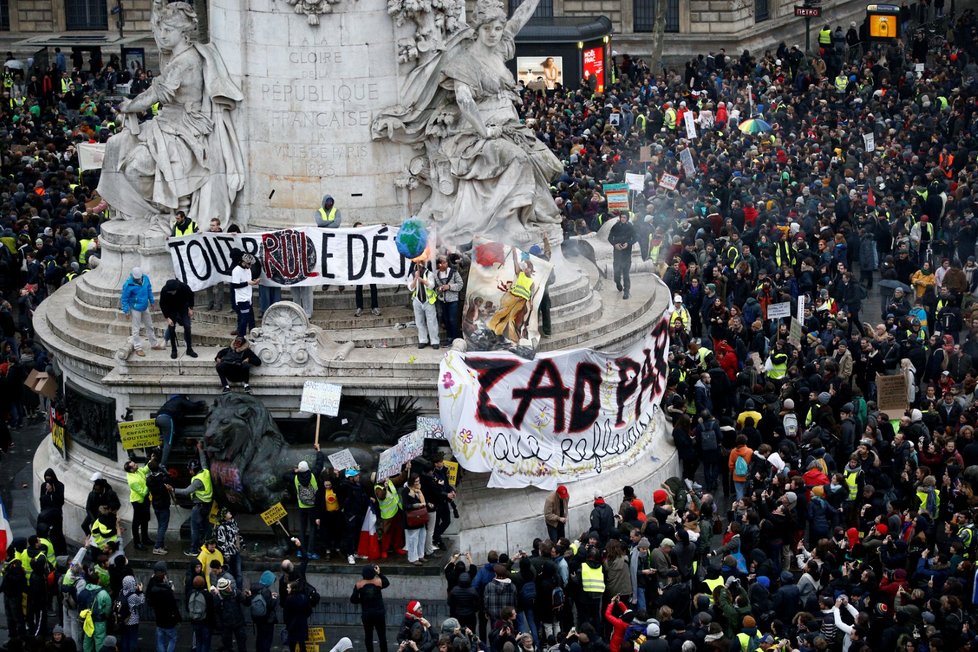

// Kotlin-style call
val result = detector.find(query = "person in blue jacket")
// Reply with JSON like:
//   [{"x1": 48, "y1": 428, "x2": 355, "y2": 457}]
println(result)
[{"x1": 120, "y1": 266, "x2": 163, "y2": 357}]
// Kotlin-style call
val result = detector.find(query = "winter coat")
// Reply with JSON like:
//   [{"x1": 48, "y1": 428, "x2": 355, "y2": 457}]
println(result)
[
  {"x1": 215, "y1": 588, "x2": 246, "y2": 629},
  {"x1": 283, "y1": 590, "x2": 312, "y2": 642},
  {"x1": 120, "y1": 274, "x2": 154, "y2": 313},
  {"x1": 859, "y1": 233, "x2": 878, "y2": 271},
  {"x1": 589, "y1": 501, "x2": 616, "y2": 544},
  {"x1": 448, "y1": 573, "x2": 480, "y2": 619}
]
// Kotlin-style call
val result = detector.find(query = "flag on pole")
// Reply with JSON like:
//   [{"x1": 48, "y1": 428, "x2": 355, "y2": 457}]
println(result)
[{"x1": 0, "y1": 495, "x2": 13, "y2": 561}]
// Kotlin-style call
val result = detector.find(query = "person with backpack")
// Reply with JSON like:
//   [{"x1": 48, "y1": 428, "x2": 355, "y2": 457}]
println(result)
[
  {"x1": 293, "y1": 445, "x2": 325, "y2": 560},
  {"x1": 351, "y1": 564, "x2": 391, "y2": 652},
  {"x1": 61, "y1": 552, "x2": 88, "y2": 649},
  {"x1": 246, "y1": 570, "x2": 279, "y2": 652},
  {"x1": 145, "y1": 561, "x2": 182, "y2": 652},
  {"x1": 514, "y1": 557, "x2": 539, "y2": 646},
  {"x1": 78, "y1": 569, "x2": 112, "y2": 652},
  {"x1": 186, "y1": 575, "x2": 215, "y2": 652},
  {"x1": 212, "y1": 576, "x2": 248, "y2": 652},
  {"x1": 116, "y1": 575, "x2": 144, "y2": 652},
  {"x1": 696, "y1": 410, "x2": 722, "y2": 492},
  {"x1": 728, "y1": 435, "x2": 754, "y2": 500}
]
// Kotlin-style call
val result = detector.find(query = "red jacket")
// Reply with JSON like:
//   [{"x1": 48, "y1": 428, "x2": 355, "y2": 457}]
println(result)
[{"x1": 604, "y1": 602, "x2": 630, "y2": 652}]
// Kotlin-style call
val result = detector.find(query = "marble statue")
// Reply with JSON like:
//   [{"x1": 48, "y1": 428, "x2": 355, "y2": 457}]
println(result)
[
  {"x1": 373, "y1": 0, "x2": 562, "y2": 245},
  {"x1": 97, "y1": 0, "x2": 244, "y2": 234},
  {"x1": 287, "y1": 0, "x2": 342, "y2": 25},
  {"x1": 249, "y1": 301, "x2": 354, "y2": 371}
]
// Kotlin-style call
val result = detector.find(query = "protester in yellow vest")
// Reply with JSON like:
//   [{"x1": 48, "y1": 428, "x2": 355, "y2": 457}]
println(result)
[
  {"x1": 171, "y1": 210, "x2": 198, "y2": 237},
  {"x1": 671, "y1": 294, "x2": 691, "y2": 332},
  {"x1": 374, "y1": 462, "x2": 411, "y2": 559},
  {"x1": 124, "y1": 457, "x2": 153, "y2": 551},
  {"x1": 315, "y1": 194, "x2": 342, "y2": 228},
  {"x1": 294, "y1": 444, "x2": 325, "y2": 560},
  {"x1": 174, "y1": 442, "x2": 212, "y2": 557},
  {"x1": 488, "y1": 249, "x2": 537, "y2": 344}
]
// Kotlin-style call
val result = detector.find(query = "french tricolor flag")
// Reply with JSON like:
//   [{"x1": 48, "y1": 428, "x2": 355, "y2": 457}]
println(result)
[{"x1": 0, "y1": 495, "x2": 13, "y2": 561}]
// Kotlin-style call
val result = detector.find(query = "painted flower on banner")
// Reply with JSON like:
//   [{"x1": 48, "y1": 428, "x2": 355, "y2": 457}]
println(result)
[
  {"x1": 441, "y1": 372, "x2": 455, "y2": 390},
  {"x1": 458, "y1": 429, "x2": 473, "y2": 444}
]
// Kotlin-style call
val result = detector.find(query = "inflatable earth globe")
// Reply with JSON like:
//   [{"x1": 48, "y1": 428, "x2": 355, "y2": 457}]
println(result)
[{"x1": 395, "y1": 218, "x2": 429, "y2": 260}]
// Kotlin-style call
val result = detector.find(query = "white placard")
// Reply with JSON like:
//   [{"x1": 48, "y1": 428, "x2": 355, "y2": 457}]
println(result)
[
  {"x1": 767, "y1": 302, "x2": 791, "y2": 319},
  {"x1": 327, "y1": 448, "x2": 358, "y2": 470},
  {"x1": 77, "y1": 142, "x2": 106, "y2": 171},
  {"x1": 797, "y1": 296, "x2": 806, "y2": 322},
  {"x1": 659, "y1": 173, "x2": 679, "y2": 190},
  {"x1": 863, "y1": 133, "x2": 875, "y2": 152},
  {"x1": 300, "y1": 381, "x2": 342, "y2": 416},
  {"x1": 684, "y1": 111, "x2": 697, "y2": 139},
  {"x1": 625, "y1": 173, "x2": 645, "y2": 192},
  {"x1": 680, "y1": 148, "x2": 696, "y2": 176}
]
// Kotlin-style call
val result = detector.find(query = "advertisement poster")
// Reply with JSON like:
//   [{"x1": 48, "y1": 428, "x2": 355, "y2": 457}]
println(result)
[
  {"x1": 440, "y1": 317, "x2": 670, "y2": 489},
  {"x1": 583, "y1": 46, "x2": 605, "y2": 94},
  {"x1": 516, "y1": 56, "x2": 563, "y2": 91},
  {"x1": 462, "y1": 242, "x2": 553, "y2": 358}
]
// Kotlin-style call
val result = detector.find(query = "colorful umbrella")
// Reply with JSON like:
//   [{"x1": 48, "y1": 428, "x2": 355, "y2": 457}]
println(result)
[{"x1": 738, "y1": 118, "x2": 773, "y2": 134}]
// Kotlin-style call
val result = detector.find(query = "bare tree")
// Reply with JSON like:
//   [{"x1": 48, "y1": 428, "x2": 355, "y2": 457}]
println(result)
[{"x1": 648, "y1": 0, "x2": 666, "y2": 73}]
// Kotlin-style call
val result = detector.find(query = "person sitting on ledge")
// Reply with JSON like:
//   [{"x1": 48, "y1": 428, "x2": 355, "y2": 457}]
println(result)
[{"x1": 214, "y1": 336, "x2": 261, "y2": 394}]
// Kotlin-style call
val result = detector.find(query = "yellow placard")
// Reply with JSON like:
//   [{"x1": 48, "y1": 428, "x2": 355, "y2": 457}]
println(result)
[
  {"x1": 260, "y1": 502, "x2": 288, "y2": 526},
  {"x1": 308, "y1": 628, "x2": 326, "y2": 643},
  {"x1": 118, "y1": 419, "x2": 161, "y2": 450},
  {"x1": 209, "y1": 501, "x2": 221, "y2": 525},
  {"x1": 869, "y1": 14, "x2": 897, "y2": 39},
  {"x1": 443, "y1": 460, "x2": 459, "y2": 486},
  {"x1": 51, "y1": 419, "x2": 68, "y2": 459},
  {"x1": 306, "y1": 646, "x2": 320, "y2": 652}
]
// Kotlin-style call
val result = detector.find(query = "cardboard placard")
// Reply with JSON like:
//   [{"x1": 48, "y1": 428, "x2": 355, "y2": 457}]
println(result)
[
  {"x1": 327, "y1": 448, "x2": 358, "y2": 470},
  {"x1": 260, "y1": 502, "x2": 288, "y2": 526},
  {"x1": 659, "y1": 173, "x2": 679, "y2": 191},
  {"x1": 876, "y1": 374, "x2": 909, "y2": 416},
  {"x1": 787, "y1": 317, "x2": 802, "y2": 347},
  {"x1": 863, "y1": 132, "x2": 875, "y2": 153},
  {"x1": 680, "y1": 148, "x2": 696, "y2": 176},
  {"x1": 684, "y1": 111, "x2": 697, "y2": 139},
  {"x1": 639, "y1": 146, "x2": 653, "y2": 162},
  {"x1": 416, "y1": 416, "x2": 446, "y2": 440},
  {"x1": 767, "y1": 302, "x2": 791, "y2": 320},
  {"x1": 443, "y1": 460, "x2": 459, "y2": 486},
  {"x1": 50, "y1": 408, "x2": 68, "y2": 459},
  {"x1": 797, "y1": 296, "x2": 806, "y2": 322},
  {"x1": 603, "y1": 183, "x2": 630, "y2": 212},
  {"x1": 118, "y1": 419, "x2": 162, "y2": 450},
  {"x1": 24, "y1": 369, "x2": 57, "y2": 400},
  {"x1": 300, "y1": 381, "x2": 342, "y2": 416},
  {"x1": 209, "y1": 501, "x2": 221, "y2": 526},
  {"x1": 308, "y1": 628, "x2": 326, "y2": 643},
  {"x1": 625, "y1": 172, "x2": 645, "y2": 192}
]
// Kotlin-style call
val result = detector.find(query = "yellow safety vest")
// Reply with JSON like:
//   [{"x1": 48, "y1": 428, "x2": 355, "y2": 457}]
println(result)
[
  {"x1": 294, "y1": 474, "x2": 319, "y2": 509},
  {"x1": 704, "y1": 576, "x2": 724, "y2": 603},
  {"x1": 916, "y1": 488, "x2": 939, "y2": 514},
  {"x1": 174, "y1": 219, "x2": 197, "y2": 237},
  {"x1": 91, "y1": 518, "x2": 118, "y2": 548},
  {"x1": 38, "y1": 538, "x2": 56, "y2": 567},
  {"x1": 819, "y1": 28, "x2": 833, "y2": 45},
  {"x1": 580, "y1": 564, "x2": 605, "y2": 594},
  {"x1": 844, "y1": 467, "x2": 861, "y2": 500},
  {"x1": 79, "y1": 238, "x2": 93, "y2": 264},
  {"x1": 376, "y1": 480, "x2": 401, "y2": 519},
  {"x1": 60, "y1": 78, "x2": 70, "y2": 94},
  {"x1": 774, "y1": 242, "x2": 796, "y2": 268},
  {"x1": 415, "y1": 271, "x2": 438, "y2": 304},
  {"x1": 737, "y1": 633, "x2": 756, "y2": 652},
  {"x1": 192, "y1": 469, "x2": 213, "y2": 503},
  {"x1": 511, "y1": 273, "x2": 533, "y2": 300},
  {"x1": 126, "y1": 466, "x2": 150, "y2": 503},
  {"x1": 318, "y1": 207, "x2": 338, "y2": 223},
  {"x1": 671, "y1": 307, "x2": 690, "y2": 330},
  {"x1": 664, "y1": 108, "x2": 677, "y2": 130},
  {"x1": 835, "y1": 75, "x2": 848, "y2": 92},
  {"x1": 768, "y1": 353, "x2": 788, "y2": 380}
]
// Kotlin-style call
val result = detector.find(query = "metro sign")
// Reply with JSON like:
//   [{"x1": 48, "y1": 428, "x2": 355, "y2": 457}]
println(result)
[{"x1": 794, "y1": 5, "x2": 822, "y2": 16}]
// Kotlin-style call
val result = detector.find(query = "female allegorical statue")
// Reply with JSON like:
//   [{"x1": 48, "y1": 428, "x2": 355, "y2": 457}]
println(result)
[
  {"x1": 373, "y1": 0, "x2": 562, "y2": 244},
  {"x1": 98, "y1": 0, "x2": 244, "y2": 233}
]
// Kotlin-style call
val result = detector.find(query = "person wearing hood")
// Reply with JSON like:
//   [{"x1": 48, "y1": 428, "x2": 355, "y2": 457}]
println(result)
[
  {"x1": 39, "y1": 467, "x2": 66, "y2": 554},
  {"x1": 544, "y1": 485, "x2": 569, "y2": 542},
  {"x1": 119, "y1": 266, "x2": 162, "y2": 357},
  {"x1": 215, "y1": 335, "x2": 262, "y2": 394},
  {"x1": 244, "y1": 570, "x2": 278, "y2": 652},
  {"x1": 117, "y1": 575, "x2": 144, "y2": 652},
  {"x1": 589, "y1": 492, "x2": 615, "y2": 546},
  {"x1": 293, "y1": 444, "x2": 325, "y2": 560},
  {"x1": 80, "y1": 569, "x2": 113, "y2": 652},
  {"x1": 448, "y1": 570, "x2": 480, "y2": 632},
  {"x1": 47, "y1": 623, "x2": 78, "y2": 652},
  {"x1": 483, "y1": 564, "x2": 517, "y2": 630},
  {"x1": 158, "y1": 277, "x2": 197, "y2": 359},
  {"x1": 351, "y1": 564, "x2": 390, "y2": 652}
]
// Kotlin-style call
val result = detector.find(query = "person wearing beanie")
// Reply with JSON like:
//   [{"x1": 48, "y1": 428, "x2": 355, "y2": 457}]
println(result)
[
  {"x1": 589, "y1": 492, "x2": 615, "y2": 546},
  {"x1": 159, "y1": 276, "x2": 198, "y2": 359},
  {"x1": 630, "y1": 536, "x2": 653, "y2": 611},
  {"x1": 544, "y1": 484, "x2": 569, "y2": 541},
  {"x1": 119, "y1": 265, "x2": 163, "y2": 356},
  {"x1": 620, "y1": 486, "x2": 647, "y2": 523},
  {"x1": 244, "y1": 569, "x2": 279, "y2": 652},
  {"x1": 211, "y1": 572, "x2": 248, "y2": 652},
  {"x1": 352, "y1": 564, "x2": 390, "y2": 652},
  {"x1": 99, "y1": 635, "x2": 118, "y2": 652},
  {"x1": 293, "y1": 444, "x2": 326, "y2": 560},
  {"x1": 145, "y1": 561, "x2": 182, "y2": 652},
  {"x1": 230, "y1": 252, "x2": 260, "y2": 337},
  {"x1": 49, "y1": 623, "x2": 76, "y2": 651}
]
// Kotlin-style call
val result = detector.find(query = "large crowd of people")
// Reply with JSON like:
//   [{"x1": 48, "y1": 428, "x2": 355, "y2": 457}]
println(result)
[{"x1": 1, "y1": 3, "x2": 978, "y2": 651}]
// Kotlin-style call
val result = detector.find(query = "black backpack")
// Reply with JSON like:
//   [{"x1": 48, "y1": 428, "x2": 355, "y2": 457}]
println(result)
[
  {"x1": 700, "y1": 420, "x2": 719, "y2": 451},
  {"x1": 111, "y1": 593, "x2": 131, "y2": 629},
  {"x1": 304, "y1": 581, "x2": 320, "y2": 608}
]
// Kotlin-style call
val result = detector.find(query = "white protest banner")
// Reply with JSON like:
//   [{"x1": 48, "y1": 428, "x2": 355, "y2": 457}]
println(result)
[
  {"x1": 464, "y1": 242, "x2": 554, "y2": 358},
  {"x1": 77, "y1": 142, "x2": 106, "y2": 171},
  {"x1": 327, "y1": 448, "x2": 358, "y2": 470},
  {"x1": 863, "y1": 133, "x2": 875, "y2": 152},
  {"x1": 767, "y1": 302, "x2": 791, "y2": 320},
  {"x1": 659, "y1": 173, "x2": 679, "y2": 191},
  {"x1": 375, "y1": 429, "x2": 426, "y2": 481},
  {"x1": 624, "y1": 173, "x2": 645, "y2": 192},
  {"x1": 300, "y1": 381, "x2": 342, "y2": 416},
  {"x1": 788, "y1": 317, "x2": 803, "y2": 347},
  {"x1": 797, "y1": 296, "x2": 806, "y2": 322},
  {"x1": 168, "y1": 225, "x2": 410, "y2": 292},
  {"x1": 417, "y1": 416, "x2": 446, "y2": 440},
  {"x1": 684, "y1": 111, "x2": 697, "y2": 139},
  {"x1": 439, "y1": 316, "x2": 670, "y2": 489},
  {"x1": 680, "y1": 148, "x2": 696, "y2": 177}
]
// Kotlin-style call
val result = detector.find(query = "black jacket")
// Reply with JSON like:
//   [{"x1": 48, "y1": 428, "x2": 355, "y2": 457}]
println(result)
[
  {"x1": 159, "y1": 279, "x2": 195, "y2": 319},
  {"x1": 146, "y1": 575, "x2": 183, "y2": 628},
  {"x1": 351, "y1": 573, "x2": 390, "y2": 616}
]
